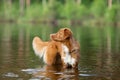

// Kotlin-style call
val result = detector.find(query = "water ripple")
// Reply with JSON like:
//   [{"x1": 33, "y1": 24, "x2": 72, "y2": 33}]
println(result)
[
  {"x1": 21, "y1": 68, "x2": 43, "y2": 74},
  {"x1": 79, "y1": 73, "x2": 97, "y2": 77},
  {"x1": 2, "y1": 72, "x2": 19, "y2": 78}
]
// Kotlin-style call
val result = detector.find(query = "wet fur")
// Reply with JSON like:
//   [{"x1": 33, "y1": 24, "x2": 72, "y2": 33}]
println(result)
[{"x1": 32, "y1": 28, "x2": 80, "y2": 68}]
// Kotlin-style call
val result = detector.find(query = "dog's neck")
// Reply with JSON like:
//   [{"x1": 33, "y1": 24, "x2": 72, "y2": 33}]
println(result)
[{"x1": 62, "y1": 36, "x2": 75, "y2": 52}]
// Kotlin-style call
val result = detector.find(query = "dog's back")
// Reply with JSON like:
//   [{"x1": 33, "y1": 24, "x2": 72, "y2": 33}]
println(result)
[{"x1": 33, "y1": 36, "x2": 62, "y2": 65}]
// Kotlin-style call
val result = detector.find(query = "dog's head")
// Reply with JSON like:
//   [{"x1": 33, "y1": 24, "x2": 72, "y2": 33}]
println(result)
[{"x1": 50, "y1": 28, "x2": 73, "y2": 41}]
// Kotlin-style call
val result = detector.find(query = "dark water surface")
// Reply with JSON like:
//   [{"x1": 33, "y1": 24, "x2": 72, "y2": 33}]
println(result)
[{"x1": 0, "y1": 24, "x2": 120, "y2": 80}]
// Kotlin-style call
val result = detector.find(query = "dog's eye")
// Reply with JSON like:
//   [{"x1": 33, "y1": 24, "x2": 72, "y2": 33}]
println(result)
[
  {"x1": 71, "y1": 49, "x2": 79, "y2": 53},
  {"x1": 71, "y1": 50, "x2": 76, "y2": 53}
]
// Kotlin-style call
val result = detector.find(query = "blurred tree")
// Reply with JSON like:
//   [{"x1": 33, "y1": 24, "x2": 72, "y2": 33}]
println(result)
[
  {"x1": 82, "y1": 0, "x2": 94, "y2": 7},
  {"x1": 105, "y1": 4, "x2": 119, "y2": 26},
  {"x1": 8, "y1": 0, "x2": 12, "y2": 8},
  {"x1": 19, "y1": 0, "x2": 25, "y2": 16},
  {"x1": 91, "y1": 0, "x2": 106, "y2": 18},
  {"x1": 0, "y1": 0, "x2": 119, "y2": 25},
  {"x1": 76, "y1": 0, "x2": 81, "y2": 5},
  {"x1": 3, "y1": 0, "x2": 12, "y2": 18},
  {"x1": 26, "y1": 0, "x2": 30, "y2": 8},
  {"x1": 49, "y1": 0, "x2": 54, "y2": 7},
  {"x1": 42, "y1": 0, "x2": 47, "y2": 10},
  {"x1": 108, "y1": 0, "x2": 112, "y2": 9}
]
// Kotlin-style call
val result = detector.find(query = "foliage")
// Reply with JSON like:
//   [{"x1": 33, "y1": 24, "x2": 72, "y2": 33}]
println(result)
[
  {"x1": 25, "y1": 3, "x2": 44, "y2": 20},
  {"x1": 0, "y1": 3, "x2": 19, "y2": 19},
  {"x1": 0, "y1": 0, "x2": 119, "y2": 26},
  {"x1": 60, "y1": 2, "x2": 88, "y2": 20},
  {"x1": 90, "y1": 0, "x2": 107, "y2": 18},
  {"x1": 105, "y1": 5, "x2": 120, "y2": 22}
]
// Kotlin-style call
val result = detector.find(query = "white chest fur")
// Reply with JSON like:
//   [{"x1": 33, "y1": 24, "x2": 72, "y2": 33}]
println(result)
[{"x1": 62, "y1": 44, "x2": 76, "y2": 66}]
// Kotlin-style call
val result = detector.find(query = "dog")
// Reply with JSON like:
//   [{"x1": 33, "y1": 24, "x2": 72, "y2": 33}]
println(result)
[
  {"x1": 32, "y1": 28, "x2": 80, "y2": 68},
  {"x1": 50, "y1": 28, "x2": 80, "y2": 68}
]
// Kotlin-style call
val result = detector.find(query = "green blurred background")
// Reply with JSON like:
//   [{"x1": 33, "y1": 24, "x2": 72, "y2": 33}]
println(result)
[{"x1": 0, "y1": 0, "x2": 120, "y2": 26}]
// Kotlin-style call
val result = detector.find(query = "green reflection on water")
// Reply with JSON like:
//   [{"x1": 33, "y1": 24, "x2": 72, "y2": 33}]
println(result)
[{"x1": 0, "y1": 24, "x2": 120, "y2": 80}]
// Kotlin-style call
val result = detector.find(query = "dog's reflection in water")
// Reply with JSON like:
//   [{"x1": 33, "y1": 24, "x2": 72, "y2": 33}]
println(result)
[{"x1": 33, "y1": 65, "x2": 79, "y2": 80}]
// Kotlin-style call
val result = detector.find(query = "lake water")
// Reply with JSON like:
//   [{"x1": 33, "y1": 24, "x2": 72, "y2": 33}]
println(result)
[{"x1": 0, "y1": 23, "x2": 120, "y2": 80}]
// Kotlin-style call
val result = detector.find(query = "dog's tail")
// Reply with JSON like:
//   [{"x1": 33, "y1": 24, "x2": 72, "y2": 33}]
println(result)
[{"x1": 32, "y1": 36, "x2": 47, "y2": 58}]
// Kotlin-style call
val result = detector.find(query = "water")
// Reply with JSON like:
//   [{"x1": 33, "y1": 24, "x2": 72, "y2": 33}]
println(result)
[{"x1": 0, "y1": 23, "x2": 120, "y2": 80}]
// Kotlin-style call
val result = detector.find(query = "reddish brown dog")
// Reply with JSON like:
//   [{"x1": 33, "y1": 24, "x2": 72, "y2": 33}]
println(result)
[{"x1": 32, "y1": 28, "x2": 80, "y2": 68}]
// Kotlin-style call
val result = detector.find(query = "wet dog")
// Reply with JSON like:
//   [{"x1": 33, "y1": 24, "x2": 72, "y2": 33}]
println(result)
[{"x1": 32, "y1": 28, "x2": 80, "y2": 68}]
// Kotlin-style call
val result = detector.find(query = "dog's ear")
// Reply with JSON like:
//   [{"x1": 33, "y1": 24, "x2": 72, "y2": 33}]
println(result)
[{"x1": 64, "y1": 28, "x2": 72, "y2": 39}]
